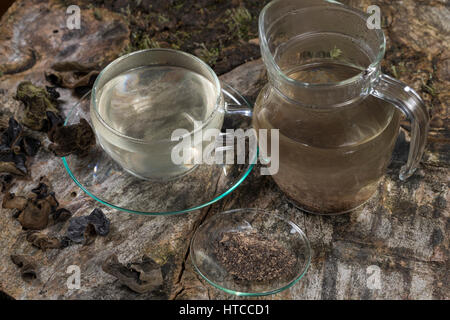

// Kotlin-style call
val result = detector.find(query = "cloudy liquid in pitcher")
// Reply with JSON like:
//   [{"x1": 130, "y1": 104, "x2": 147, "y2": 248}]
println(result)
[
  {"x1": 94, "y1": 65, "x2": 223, "y2": 180},
  {"x1": 254, "y1": 58, "x2": 400, "y2": 214}
]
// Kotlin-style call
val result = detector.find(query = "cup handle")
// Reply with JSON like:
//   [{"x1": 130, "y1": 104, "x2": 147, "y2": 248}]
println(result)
[
  {"x1": 225, "y1": 103, "x2": 253, "y2": 117},
  {"x1": 371, "y1": 73, "x2": 430, "y2": 181},
  {"x1": 221, "y1": 83, "x2": 253, "y2": 118}
]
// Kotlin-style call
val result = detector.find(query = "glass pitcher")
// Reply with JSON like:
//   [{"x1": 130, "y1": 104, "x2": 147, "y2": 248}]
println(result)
[{"x1": 253, "y1": 0, "x2": 429, "y2": 214}]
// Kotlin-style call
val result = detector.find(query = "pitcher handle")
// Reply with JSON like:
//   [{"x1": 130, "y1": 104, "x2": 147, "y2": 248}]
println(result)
[{"x1": 371, "y1": 74, "x2": 430, "y2": 181}]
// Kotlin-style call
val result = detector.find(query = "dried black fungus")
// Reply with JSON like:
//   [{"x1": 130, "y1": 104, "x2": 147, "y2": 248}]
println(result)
[
  {"x1": 51, "y1": 62, "x2": 98, "y2": 73},
  {"x1": 11, "y1": 208, "x2": 21, "y2": 219},
  {"x1": 20, "y1": 136, "x2": 40, "y2": 157},
  {"x1": 10, "y1": 255, "x2": 37, "y2": 282},
  {"x1": 29, "y1": 180, "x2": 59, "y2": 210},
  {"x1": 26, "y1": 232, "x2": 61, "y2": 251},
  {"x1": 0, "y1": 152, "x2": 27, "y2": 176},
  {"x1": 66, "y1": 216, "x2": 89, "y2": 244},
  {"x1": 45, "y1": 86, "x2": 60, "y2": 102},
  {"x1": 102, "y1": 254, "x2": 164, "y2": 294},
  {"x1": 46, "y1": 110, "x2": 64, "y2": 128},
  {"x1": 0, "y1": 118, "x2": 41, "y2": 156},
  {"x1": 66, "y1": 208, "x2": 110, "y2": 244},
  {"x1": 84, "y1": 223, "x2": 98, "y2": 245},
  {"x1": 3, "y1": 180, "x2": 62, "y2": 230},
  {"x1": 87, "y1": 208, "x2": 110, "y2": 236},
  {"x1": 52, "y1": 208, "x2": 72, "y2": 223},
  {"x1": 0, "y1": 48, "x2": 37, "y2": 75},
  {"x1": 0, "y1": 48, "x2": 37, "y2": 74},
  {"x1": 31, "y1": 183, "x2": 50, "y2": 198},
  {"x1": 0, "y1": 174, "x2": 13, "y2": 192},
  {"x1": 1, "y1": 117, "x2": 23, "y2": 149},
  {"x1": 31, "y1": 182, "x2": 57, "y2": 205},
  {"x1": 0, "y1": 118, "x2": 40, "y2": 176},
  {"x1": 45, "y1": 61, "x2": 99, "y2": 90},
  {"x1": 15, "y1": 81, "x2": 61, "y2": 131},
  {"x1": 18, "y1": 200, "x2": 52, "y2": 230},
  {"x1": 2, "y1": 193, "x2": 27, "y2": 211},
  {"x1": 47, "y1": 117, "x2": 95, "y2": 157},
  {"x1": 17, "y1": 181, "x2": 59, "y2": 230},
  {"x1": 59, "y1": 236, "x2": 72, "y2": 248}
]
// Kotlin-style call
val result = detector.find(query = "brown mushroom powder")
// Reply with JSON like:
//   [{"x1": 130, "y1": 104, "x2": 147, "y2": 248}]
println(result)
[{"x1": 215, "y1": 232, "x2": 297, "y2": 282}]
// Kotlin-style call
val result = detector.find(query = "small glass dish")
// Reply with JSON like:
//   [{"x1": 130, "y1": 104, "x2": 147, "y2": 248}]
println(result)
[{"x1": 190, "y1": 209, "x2": 311, "y2": 296}]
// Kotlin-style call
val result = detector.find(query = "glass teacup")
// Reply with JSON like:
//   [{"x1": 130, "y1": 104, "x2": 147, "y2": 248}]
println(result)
[{"x1": 90, "y1": 49, "x2": 225, "y2": 180}]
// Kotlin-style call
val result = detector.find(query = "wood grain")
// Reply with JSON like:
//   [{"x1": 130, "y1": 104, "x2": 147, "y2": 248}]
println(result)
[{"x1": 0, "y1": 0, "x2": 448, "y2": 300}]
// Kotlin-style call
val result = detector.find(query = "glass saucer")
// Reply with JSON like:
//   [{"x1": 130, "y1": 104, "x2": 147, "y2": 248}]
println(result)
[
  {"x1": 62, "y1": 84, "x2": 256, "y2": 215},
  {"x1": 191, "y1": 209, "x2": 311, "y2": 296}
]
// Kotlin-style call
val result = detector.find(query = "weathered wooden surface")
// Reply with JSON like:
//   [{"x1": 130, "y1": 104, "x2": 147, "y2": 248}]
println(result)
[{"x1": 0, "y1": 0, "x2": 449, "y2": 300}]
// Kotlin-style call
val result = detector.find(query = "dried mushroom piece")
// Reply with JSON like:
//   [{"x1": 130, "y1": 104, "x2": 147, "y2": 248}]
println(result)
[
  {"x1": 15, "y1": 81, "x2": 61, "y2": 131},
  {"x1": 128, "y1": 258, "x2": 163, "y2": 288},
  {"x1": 2, "y1": 193, "x2": 27, "y2": 210},
  {"x1": 31, "y1": 182, "x2": 58, "y2": 205},
  {"x1": 45, "y1": 86, "x2": 60, "y2": 102},
  {"x1": 83, "y1": 223, "x2": 98, "y2": 246},
  {"x1": 66, "y1": 208, "x2": 110, "y2": 244},
  {"x1": 29, "y1": 183, "x2": 58, "y2": 212},
  {"x1": 66, "y1": 216, "x2": 89, "y2": 244},
  {"x1": 0, "y1": 152, "x2": 27, "y2": 176},
  {"x1": 87, "y1": 208, "x2": 110, "y2": 236},
  {"x1": 1, "y1": 118, "x2": 41, "y2": 156},
  {"x1": 1, "y1": 117, "x2": 23, "y2": 150},
  {"x1": 52, "y1": 208, "x2": 72, "y2": 223},
  {"x1": 31, "y1": 182, "x2": 50, "y2": 198},
  {"x1": 17, "y1": 180, "x2": 61, "y2": 230},
  {"x1": 18, "y1": 199, "x2": 52, "y2": 230},
  {"x1": 102, "y1": 254, "x2": 164, "y2": 294},
  {"x1": 0, "y1": 48, "x2": 37, "y2": 75},
  {"x1": 45, "y1": 70, "x2": 99, "y2": 90},
  {"x1": 20, "y1": 136, "x2": 41, "y2": 157},
  {"x1": 45, "y1": 111, "x2": 64, "y2": 134},
  {"x1": 3, "y1": 180, "x2": 63, "y2": 230},
  {"x1": 45, "y1": 61, "x2": 100, "y2": 90},
  {"x1": 10, "y1": 254, "x2": 37, "y2": 282},
  {"x1": 48, "y1": 117, "x2": 95, "y2": 157},
  {"x1": 0, "y1": 118, "x2": 40, "y2": 176},
  {"x1": 0, "y1": 174, "x2": 13, "y2": 192},
  {"x1": 26, "y1": 232, "x2": 61, "y2": 251},
  {"x1": 52, "y1": 61, "x2": 99, "y2": 73},
  {"x1": 60, "y1": 236, "x2": 73, "y2": 248}
]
